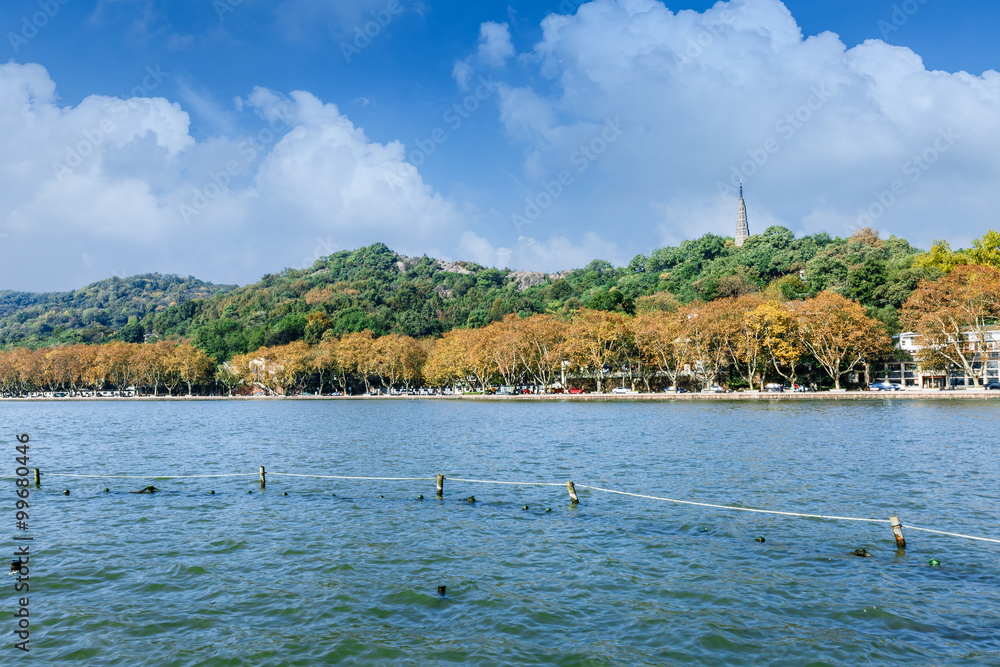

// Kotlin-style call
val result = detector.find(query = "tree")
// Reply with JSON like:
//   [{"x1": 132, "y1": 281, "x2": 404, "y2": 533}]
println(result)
[
  {"x1": 564, "y1": 310, "x2": 631, "y2": 392},
  {"x1": 98, "y1": 342, "x2": 138, "y2": 394},
  {"x1": 423, "y1": 331, "x2": 471, "y2": 388},
  {"x1": 914, "y1": 240, "x2": 970, "y2": 274},
  {"x1": 116, "y1": 317, "x2": 146, "y2": 344},
  {"x1": 516, "y1": 314, "x2": 568, "y2": 389},
  {"x1": 968, "y1": 230, "x2": 1000, "y2": 268},
  {"x1": 791, "y1": 292, "x2": 891, "y2": 389},
  {"x1": 215, "y1": 362, "x2": 245, "y2": 396},
  {"x1": 633, "y1": 311, "x2": 689, "y2": 388},
  {"x1": 747, "y1": 301, "x2": 804, "y2": 388},
  {"x1": 173, "y1": 343, "x2": 214, "y2": 396},
  {"x1": 339, "y1": 330, "x2": 378, "y2": 393},
  {"x1": 901, "y1": 264, "x2": 1000, "y2": 386}
]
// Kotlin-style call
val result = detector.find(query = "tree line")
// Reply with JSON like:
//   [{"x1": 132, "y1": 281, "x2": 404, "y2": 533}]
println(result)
[
  {"x1": 3, "y1": 241, "x2": 998, "y2": 396},
  {"x1": 0, "y1": 290, "x2": 896, "y2": 396}
]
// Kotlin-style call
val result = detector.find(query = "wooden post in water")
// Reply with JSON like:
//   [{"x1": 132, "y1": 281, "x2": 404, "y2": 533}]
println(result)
[
  {"x1": 259, "y1": 466, "x2": 266, "y2": 490},
  {"x1": 33, "y1": 468, "x2": 40, "y2": 487},
  {"x1": 567, "y1": 481, "x2": 580, "y2": 505},
  {"x1": 436, "y1": 474, "x2": 444, "y2": 498},
  {"x1": 890, "y1": 515, "x2": 906, "y2": 549}
]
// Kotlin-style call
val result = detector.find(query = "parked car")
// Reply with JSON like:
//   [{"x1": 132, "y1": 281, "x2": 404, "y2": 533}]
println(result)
[
  {"x1": 568, "y1": 387, "x2": 584, "y2": 394},
  {"x1": 700, "y1": 385, "x2": 725, "y2": 393},
  {"x1": 869, "y1": 382, "x2": 903, "y2": 391},
  {"x1": 664, "y1": 386, "x2": 687, "y2": 393},
  {"x1": 611, "y1": 387, "x2": 638, "y2": 394},
  {"x1": 986, "y1": 380, "x2": 1000, "y2": 391},
  {"x1": 764, "y1": 383, "x2": 784, "y2": 393}
]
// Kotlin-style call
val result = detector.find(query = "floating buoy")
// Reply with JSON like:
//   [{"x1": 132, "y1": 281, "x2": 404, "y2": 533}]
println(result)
[
  {"x1": 103, "y1": 488, "x2": 110, "y2": 493},
  {"x1": 756, "y1": 536, "x2": 766, "y2": 543},
  {"x1": 468, "y1": 496, "x2": 475, "y2": 503},
  {"x1": 522, "y1": 505, "x2": 529, "y2": 510},
  {"x1": 331, "y1": 493, "x2": 336, "y2": 497},
  {"x1": 417, "y1": 494, "x2": 424, "y2": 500},
  {"x1": 379, "y1": 495, "x2": 384, "y2": 499},
  {"x1": 282, "y1": 492, "x2": 288, "y2": 496},
  {"x1": 545, "y1": 508, "x2": 551, "y2": 512},
  {"x1": 209, "y1": 490, "x2": 215, "y2": 495},
  {"x1": 697, "y1": 527, "x2": 708, "y2": 533},
  {"x1": 437, "y1": 585, "x2": 447, "y2": 596},
  {"x1": 63, "y1": 490, "x2": 70, "y2": 495},
  {"x1": 247, "y1": 490, "x2": 252, "y2": 494},
  {"x1": 929, "y1": 558, "x2": 940, "y2": 567},
  {"x1": 852, "y1": 548, "x2": 873, "y2": 558}
]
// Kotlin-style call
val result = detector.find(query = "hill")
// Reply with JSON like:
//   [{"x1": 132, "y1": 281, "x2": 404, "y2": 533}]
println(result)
[
  {"x1": 0, "y1": 274, "x2": 237, "y2": 347},
  {"x1": 0, "y1": 226, "x2": 969, "y2": 358}
]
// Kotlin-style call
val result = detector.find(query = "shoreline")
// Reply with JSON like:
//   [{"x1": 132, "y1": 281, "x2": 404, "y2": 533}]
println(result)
[{"x1": 2, "y1": 390, "x2": 999, "y2": 402}]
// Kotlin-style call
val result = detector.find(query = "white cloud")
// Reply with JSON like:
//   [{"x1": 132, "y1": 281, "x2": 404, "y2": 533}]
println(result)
[
  {"x1": 491, "y1": 0, "x2": 1000, "y2": 253},
  {"x1": 453, "y1": 21, "x2": 515, "y2": 88},
  {"x1": 478, "y1": 22, "x2": 515, "y2": 67},
  {"x1": 0, "y1": 63, "x2": 462, "y2": 291}
]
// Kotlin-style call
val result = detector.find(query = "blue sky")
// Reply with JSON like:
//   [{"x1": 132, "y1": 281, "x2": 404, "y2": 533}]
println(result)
[{"x1": 1, "y1": 0, "x2": 998, "y2": 290}]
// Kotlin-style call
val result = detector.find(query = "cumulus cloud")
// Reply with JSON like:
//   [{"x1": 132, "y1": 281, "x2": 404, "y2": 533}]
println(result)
[
  {"x1": 454, "y1": 21, "x2": 515, "y2": 88},
  {"x1": 0, "y1": 62, "x2": 462, "y2": 291},
  {"x1": 491, "y1": 0, "x2": 1000, "y2": 252}
]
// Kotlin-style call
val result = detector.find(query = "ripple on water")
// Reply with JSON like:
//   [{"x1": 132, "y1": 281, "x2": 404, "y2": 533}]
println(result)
[{"x1": 7, "y1": 399, "x2": 1000, "y2": 665}]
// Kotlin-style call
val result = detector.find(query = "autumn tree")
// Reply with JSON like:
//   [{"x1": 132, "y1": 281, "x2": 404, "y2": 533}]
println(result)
[
  {"x1": 901, "y1": 264, "x2": 1000, "y2": 386},
  {"x1": 270, "y1": 341, "x2": 313, "y2": 394},
  {"x1": 792, "y1": 291, "x2": 891, "y2": 389},
  {"x1": 423, "y1": 331, "x2": 471, "y2": 388},
  {"x1": 339, "y1": 330, "x2": 378, "y2": 393},
  {"x1": 564, "y1": 310, "x2": 632, "y2": 392},
  {"x1": 98, "y1": 342, "x2": 138, "y2": 394},
  {"x1": 633, "y1": 311, "x2": 689, "y2": 388},
  {"x1": 746, "y1": 301, "x2": 803, "y2": 388},
  {"x1": 172, "y1": 343, "x2": 215, "y2": 396},
  {"x1": 516, "y1": 314, "x2": 568, "y2": 388},
  {"x1": 679, "y1": 301, "x2": 736, "y2": 390}
]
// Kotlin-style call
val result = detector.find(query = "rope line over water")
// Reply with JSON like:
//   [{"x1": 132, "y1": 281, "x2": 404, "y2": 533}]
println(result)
[
  {"x1": 447, "y1": 477, "x2": 566, "y2": 487},
  {"x1": 26, "y1": 468, "x2": 1000, "y2": 547},
  {"x1": 43, "y1": 473, "x2": 257, "y2": 479},
  {"x1": 576, "y1": 485, "x2": 891, "y2": 524},
  {"x1": 905, "y1": 525, "x2": 1000, "y2": 545},
  {"x1": 268, "y1": 473, "x2": 434, "y2": 482}
]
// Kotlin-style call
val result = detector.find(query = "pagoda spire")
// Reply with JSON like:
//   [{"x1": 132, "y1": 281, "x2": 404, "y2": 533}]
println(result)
[{"x1": 735, "y1": 181, "x2": 750, "y2": 247}]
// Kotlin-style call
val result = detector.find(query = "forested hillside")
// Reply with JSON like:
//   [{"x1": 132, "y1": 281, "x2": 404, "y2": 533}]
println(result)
[
  {"x1": 0, "y1": 274, "x2": 235, "y2": 347},
  {"x1": 2, "y1": 226, "x2": 997, "y2": 360}
]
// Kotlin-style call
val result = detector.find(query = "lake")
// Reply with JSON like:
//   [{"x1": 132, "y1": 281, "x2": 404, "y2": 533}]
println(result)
[{"x1": 3, "y1": 399, "x2": 999, "y2": 665}]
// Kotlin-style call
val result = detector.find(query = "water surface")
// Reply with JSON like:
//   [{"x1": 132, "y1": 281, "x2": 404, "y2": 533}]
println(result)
[{"x1": 3, "y1": 399, "x2": 999, "y2": 665}]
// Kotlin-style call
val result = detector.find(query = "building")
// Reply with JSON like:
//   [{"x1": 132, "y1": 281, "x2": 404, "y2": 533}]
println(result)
[
  {"x1": 735, "y1": 182, "x2": 750, "y2": 247},
  {"x1": 874, "y1": 329, "x2": 1000, "y2": 389}
]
